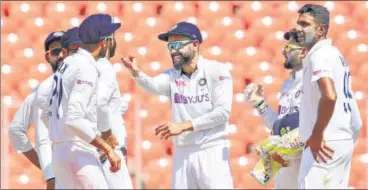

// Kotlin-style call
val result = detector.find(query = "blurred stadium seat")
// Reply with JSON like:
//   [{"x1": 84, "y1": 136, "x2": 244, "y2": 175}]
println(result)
[{"x1": 1, "y1": 1, "x2": 367, "y2": 189}]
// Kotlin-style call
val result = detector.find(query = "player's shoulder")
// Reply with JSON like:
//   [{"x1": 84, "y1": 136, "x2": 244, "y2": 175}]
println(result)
[
  {"x1": 96, "y1": 58, "x2": 114, "y2": 71},
  {"x1": 280, "y1": 79, "x2": 293, "y2": 93},
  {"x1": 310, "y1": 42, "x2": 341, "y2": 60},
  {"x1": 201, "y1": 57, "x2": 231, "y2": 81},
  {"x1": 36, "y1": 75, "x2": 53, "y2": 94}
]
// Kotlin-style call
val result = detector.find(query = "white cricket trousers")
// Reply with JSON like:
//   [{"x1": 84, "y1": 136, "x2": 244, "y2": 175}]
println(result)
[
  {"x1": 274, "y1": 158, "x2": 301, "y2": 189},
  {"x1": 172, "y1": 143, "x2": 234, "y2": 189},
  {"x1": 101, "y1": 148, "x2": 133, "y2": 189},
  {"x1": 298, "y1": 139, "x2": 354, "y2": 189},
  {"x1": 52, "y1": 143, "x2": 108, "y2": 189}
]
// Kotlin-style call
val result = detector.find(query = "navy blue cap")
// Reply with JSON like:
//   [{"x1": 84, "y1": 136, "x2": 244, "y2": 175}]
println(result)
[
  {"x1": 44, "y1": 31, "x2": 65, "y2": 51},
  {"x1": 78, "y1": 14, "x2": 121, "y2": 44},
  {"x1": 158, "y1": 22, "x2": 203, "y2": 44},
  {"x1": 61, "y1": 27, "x2": 81, "y2": 48}
]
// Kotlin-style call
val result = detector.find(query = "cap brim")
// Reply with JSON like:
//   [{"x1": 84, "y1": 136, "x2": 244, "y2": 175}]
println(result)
[
  {"x1": 106, "y1": 23, "x2": 121, "y2": 36},
  {"x1": 158, "y1": 32, "x2": 193, "y2": 42}
]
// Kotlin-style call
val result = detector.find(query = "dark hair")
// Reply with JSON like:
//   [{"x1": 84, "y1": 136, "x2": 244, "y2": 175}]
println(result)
[
  {"x1": 298, "y1": 4, "x2": 330, "y2": 35},
  {"x1": 283, "y1": 28, "x2": 302, "y2": 43}
]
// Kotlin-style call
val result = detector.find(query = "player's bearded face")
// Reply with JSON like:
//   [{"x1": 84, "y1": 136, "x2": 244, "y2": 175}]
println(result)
[
  {"x1": 170, "y1": 43, "x2": 195, "y2": 70},
  {"x1": 99, "y1": 35, "x2": 116, "y2": 59},
  {"x1": 283, "y1": 50, "x2": 300, "y2": 69}
]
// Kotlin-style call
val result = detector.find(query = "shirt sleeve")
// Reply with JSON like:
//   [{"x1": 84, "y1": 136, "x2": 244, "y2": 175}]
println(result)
[
  {"x1": 134, "y1": 71, "x2": 171, "y2": 96},
  {"x1": 310, "y1": 48, "x2": 335, "y2": 82},
  {"x1": 34, "y1": 80, "x2": 54, "y2": 181},
  {"x1": 191, "y1": 63, "x2": 233, "y2": 132},
  {"x1": 260, "y1": 80, "x2": 292, "y2": 130},
  {"x1": 64, "y1": 65, "x2": 98, "y2": 143},
  {"x1": 119, "y1": 96, "x2": 129, "y2": 115},
  {"x1": 8, "y1": 92, "x2": 35, "y2": 153}
]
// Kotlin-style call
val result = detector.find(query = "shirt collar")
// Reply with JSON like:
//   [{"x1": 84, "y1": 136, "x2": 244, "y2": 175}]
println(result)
[
  {"x1": 290, "y1": 69, "x2": 303, "y2": 82},
  {"x1": 306, "y1": 38, "x2": 332, "y2": 57}
]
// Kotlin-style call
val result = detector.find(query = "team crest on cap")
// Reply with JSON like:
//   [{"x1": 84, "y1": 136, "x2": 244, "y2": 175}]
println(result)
[
  {"x1": 53, "y1": 32, "x2": 64, "y2": 37},
  {"x1": 199, "y1": 78, "x2": 207, "y2": 86}
]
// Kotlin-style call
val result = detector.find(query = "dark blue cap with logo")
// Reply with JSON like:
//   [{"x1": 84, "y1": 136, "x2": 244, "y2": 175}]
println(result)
[
  {"x1": 61, "y1": 27, "x2": 81, "y2": 48},
  {"x1": 158, "y1": 22, "x2": 203, "y2": 44},
  {"x1": 78, "y1": 13, "x2": 121, "y2": 44},
  {"x1": 44, "y1": 31, "x2": 65, "y2": 51}
]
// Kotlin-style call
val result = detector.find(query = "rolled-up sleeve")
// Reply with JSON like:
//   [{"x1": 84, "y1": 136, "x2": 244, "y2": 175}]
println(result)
[
  {"x1": 192, "y1": 64, "x2": 233, "y2": 132},
  {"x1": 64, "y1": 65, "x2": 98, "y2": 143}
]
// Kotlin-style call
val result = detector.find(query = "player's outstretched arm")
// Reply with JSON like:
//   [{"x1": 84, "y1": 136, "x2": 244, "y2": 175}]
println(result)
[
  {"x1": 121, "y1": 56, "x2": 170, "y2": 96},
  {"x1": 244, "y1": 83, "x2": 278, "y2": 130}
]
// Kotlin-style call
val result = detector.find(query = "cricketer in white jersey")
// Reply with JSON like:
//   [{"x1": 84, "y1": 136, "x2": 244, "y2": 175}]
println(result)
[
  {"x1": 244, "y1": 29, "x2": 306, "y2": 189},
  {"x1": 122, "y1": 22, "x2": 233, "y2": 189},
  {"x1": 94, "y1": 57, "x2": 133, "y2": 189},
  {"x1": 8, "y1": 31, "x2": 66, "y2": 189},
  {"x1": 296, "y1": 4, "x2": 362, "y2": 189},
  {"x1": 48, "y1": 14, "x2": 122, "y2": 189}
]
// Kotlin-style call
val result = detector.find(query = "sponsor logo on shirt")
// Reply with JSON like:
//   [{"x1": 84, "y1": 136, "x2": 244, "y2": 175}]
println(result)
[
  {"x1": 173, "y1": 93, "x2": 210, "y2": 104},
  {"x1": 77, "y1": 79, "x2": 93, "y2": 86},
  {"x1": 279, "y1": 106, "x2": 299, "y2": 115},
  {"x1": 312, "y1": 69, "x2": 329, "y2": 76},
  {"x1": 219, "y1": 76, "x2": 231, "y2": 81},
  {"x1": 175, "y1": 80, "x2": 186, "y2": 87}
]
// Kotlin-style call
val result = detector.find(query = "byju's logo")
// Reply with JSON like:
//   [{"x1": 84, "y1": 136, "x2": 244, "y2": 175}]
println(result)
[{"x1": 173, "y1": 93, "x2": 210, "y2": 104}]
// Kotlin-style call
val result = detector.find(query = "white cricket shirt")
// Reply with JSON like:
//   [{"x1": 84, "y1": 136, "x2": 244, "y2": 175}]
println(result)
[
  {"x1": 134, "y1": 56, "x2": 233, "y2": 149},
  {"x1": 49, "y1": 48, "x2": 99, "y2": 152},
  {"x1": 299, "y1": 39, "x2": 362, "y2": 142},
  {"x1": 261, "y1": 69, "x2": 303, "y2": 135}
]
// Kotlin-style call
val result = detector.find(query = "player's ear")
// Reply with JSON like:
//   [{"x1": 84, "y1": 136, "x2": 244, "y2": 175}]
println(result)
[
  {"x1": 45, "y1": 52, "x2": 51, "y2": 63},
  {"x1": 300, "y1": 48, "x2": 308, "y2": 59},
  {"x1": 317, "y1": 24, "x2": 327, "y2": 37},
  {"x1": 60, "y1": 48, "x2": 67, "y2": 58}
]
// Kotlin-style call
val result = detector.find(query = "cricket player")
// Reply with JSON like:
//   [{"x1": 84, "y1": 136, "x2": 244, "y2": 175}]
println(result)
[
  {"x1": 244, "y1": 29, "x2": 307, "y2": 189},
  {"x1": 295, "y1": 4, "x2": 362, "y2": 188},
  {"x1": 93, "y1": 32, "x2": 133, "y2": 189},
  {"x1": 122, "y1": 22, "x2": 234, "y2": 189},
  {"x1": 48, "y1": 14, "x2": 121, "y2": 188},
  {"x1": 8, "y1": 31, "x2": 65, "y2": 189}
]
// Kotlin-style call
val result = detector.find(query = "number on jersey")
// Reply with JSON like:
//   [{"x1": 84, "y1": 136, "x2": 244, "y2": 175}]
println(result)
[
  {"x1": 340, "y1": 56, "x2": 352, "y2": 113},
  {"x1": 50, "y1": 63, "x2": 69, "y2": 118}
]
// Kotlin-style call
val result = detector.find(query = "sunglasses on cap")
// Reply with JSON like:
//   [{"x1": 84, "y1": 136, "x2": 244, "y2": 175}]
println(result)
[
  {"x1": 283, "y1": 44, "x2": 302, "y2": 53},
  {"x1": 167, "y1": 40, "x2": 194, "y2": 51},
  {"x1": 46, "y1": 47, "x2": 63, "y2": 56}
]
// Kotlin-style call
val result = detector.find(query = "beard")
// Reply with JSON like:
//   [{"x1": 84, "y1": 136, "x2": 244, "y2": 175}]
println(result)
[
  {"x1": 50, "y1": 58, "x2": 63, "y2": 73},
  {"x1": 99, "y1": 39, "x2": 117, "y2": 59},
  {"x1": 171, "y1": 50, "x2": 195, "y2": 70}
]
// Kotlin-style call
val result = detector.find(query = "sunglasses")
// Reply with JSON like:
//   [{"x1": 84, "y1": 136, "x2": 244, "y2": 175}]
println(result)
[
  {"x1": 46, "y1": 48, "x2": 63, "y2": 56},
  {"x1": 167, "y1": 40, "x2": 194, "y2": 50},
  {"x1": 284, "y1": 44, "x2": 302, "y2": 53}
]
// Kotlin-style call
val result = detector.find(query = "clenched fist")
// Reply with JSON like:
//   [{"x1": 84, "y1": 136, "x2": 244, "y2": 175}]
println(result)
[{"x1": 244, "y1": 83, "x2": 265, "y2": 108}]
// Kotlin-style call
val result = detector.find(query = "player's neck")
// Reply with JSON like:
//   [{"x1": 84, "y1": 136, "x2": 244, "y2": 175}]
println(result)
[
  {"x1": 182, "y1": 54, "x2": 199, "y2": 74},
  {"x1": 307, "y1": 36, "x2": 327, "y2": 50}
]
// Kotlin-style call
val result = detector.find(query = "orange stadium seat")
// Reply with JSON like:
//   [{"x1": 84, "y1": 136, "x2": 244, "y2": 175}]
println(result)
[
  {"x1": 1, "y1": 16, "x2": 23, "y2": 34},
  {"x1": 159, "y1": 1, "x2": 196, "y2": 23},
  {"x1": 250, "y1": 16, "x2": 288, "y2": 32},
  {"x1": 235, "y1": 1, "x2": 275, "y2": 22},
  {"x1": 197, "y1": 1, "x2": 234, "y2": 18},
  {"x1": 122, "y1": 1, "x2": 158, "y2": 18},
  {"x1": 44, "y1": 1, "x2": 81, "y2": 18},
  {"x1": 85, "y1": 1, "x2": 122, "y2": 16},
  {"x1": 234, "y1": 46, "x2": 274, "y2": 63},
  {"x1": 7, "y1": 1, "x2": 46, "y2": 18}
]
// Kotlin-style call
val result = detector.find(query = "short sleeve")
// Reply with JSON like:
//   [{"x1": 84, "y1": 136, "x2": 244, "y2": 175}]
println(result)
[{"x1": 310, "y1": 48, "x2": 336, "y2": 82}]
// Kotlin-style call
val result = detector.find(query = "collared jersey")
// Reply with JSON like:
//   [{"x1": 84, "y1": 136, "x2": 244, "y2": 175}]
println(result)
[
  {"x1": 134, "y1": 56, "x2": 233, "y2": 149},
  {"x1": 299, "y1": 39, "x2": 362, "y2": 142},
  {"x1": 49, "y1": 48, "x2": 99, "y2": 152}
]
